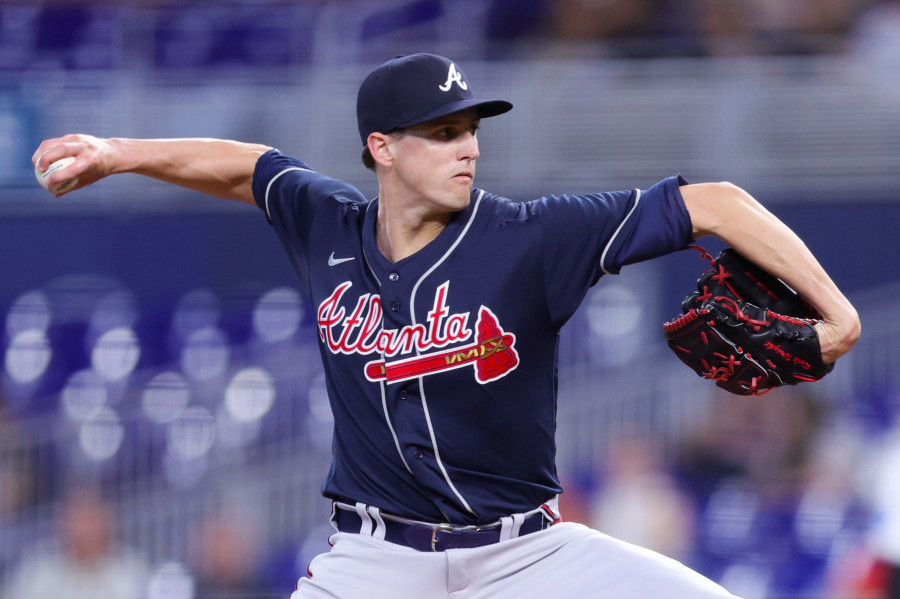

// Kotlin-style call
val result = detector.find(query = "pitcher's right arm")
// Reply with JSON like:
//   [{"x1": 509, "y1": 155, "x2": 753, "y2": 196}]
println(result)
[{"x1": 33, "y1": 134, "x2": 273, "y2": 204}]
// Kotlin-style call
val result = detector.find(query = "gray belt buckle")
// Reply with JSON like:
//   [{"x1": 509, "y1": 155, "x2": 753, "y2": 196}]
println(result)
[{"x1": 430, "y1": 525, "x2": 455, "y2": 551}]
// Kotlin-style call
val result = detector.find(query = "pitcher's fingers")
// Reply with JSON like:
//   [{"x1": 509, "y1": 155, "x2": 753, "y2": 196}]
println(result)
[
  {"x1": 34, "y1": 141, "x2": 83, "y2": 172},
  {"x1": 32, "y1": 138, "x2": 63, "y2": 165},
  {"x1": 44, "y1": 160, "x2": 80, "y2": 189}
]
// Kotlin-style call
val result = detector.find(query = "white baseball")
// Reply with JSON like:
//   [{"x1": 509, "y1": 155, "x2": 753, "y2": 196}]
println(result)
[{"x1": 35, "y1": 155, "x2": 79, "y2": 193}]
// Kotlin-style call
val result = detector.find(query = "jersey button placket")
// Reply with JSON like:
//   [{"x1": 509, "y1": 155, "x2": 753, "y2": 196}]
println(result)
[
  {"x1": 390, "y1": 301, "x2": 401, "y2": 312},
  {"x1": 388, "y1": 272, "x2": 400, "y2": 282}
]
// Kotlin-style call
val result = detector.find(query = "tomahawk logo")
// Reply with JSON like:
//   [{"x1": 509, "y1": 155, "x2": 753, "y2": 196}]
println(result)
[
  {"x1": 365, "y1": 306, "x2": 519, "y2": 384},
  {"x1": 438, "y1": 63, "x2": 468, "y2": 92},
  {"x1": 316, "y1": 281, "x2": 519, "y2": 385}
]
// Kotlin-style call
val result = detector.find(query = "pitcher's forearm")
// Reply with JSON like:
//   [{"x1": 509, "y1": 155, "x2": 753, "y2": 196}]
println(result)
[
  {"x1": 33, "y1": 134, "x2": 272, "y2": 204},
  {"x1": 110, "y1": 138, "x2": 272, "y2": 204},
  {"x1": 681, "y1": 181, "x2": 860, "y2": 363}
]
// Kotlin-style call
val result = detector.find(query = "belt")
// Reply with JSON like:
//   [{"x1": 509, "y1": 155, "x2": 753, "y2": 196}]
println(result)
[{"x1": 332, "y1": 503, "x2": 557, "y2": 552}]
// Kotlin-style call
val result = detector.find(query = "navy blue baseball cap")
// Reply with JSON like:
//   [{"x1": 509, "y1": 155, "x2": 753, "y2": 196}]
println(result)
[{"x1": 356, "y1": 53, "x2": 513, "y2": 145}]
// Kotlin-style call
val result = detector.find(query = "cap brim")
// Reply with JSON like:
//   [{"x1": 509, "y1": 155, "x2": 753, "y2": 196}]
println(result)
[{"x1": 395, "y1": 98, "x2": 513, "y2": 130}]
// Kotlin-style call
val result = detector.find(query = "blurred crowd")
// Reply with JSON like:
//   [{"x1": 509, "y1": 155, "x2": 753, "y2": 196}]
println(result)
[
  {"x1": 4, "y1": 387, "x2": 900, "y2": 598},
  {"x1": 0, "y1": 0, "x2": 899, "y2": 70},
  {"x1": 558, "y1": 391, "x2": 900, "y2": 598},
  {"x1": 3, "y1": 489, "x2": 149, "y2": 599},
  {"x1": 0, "y1": 478, "x2": 287, "y2": 599},
  {"x1": 0, "y1": 267, "x2": 326, "y2": 598},
  {"x1": 490, "y1": 0, "x2": 897, "y2": 57}
]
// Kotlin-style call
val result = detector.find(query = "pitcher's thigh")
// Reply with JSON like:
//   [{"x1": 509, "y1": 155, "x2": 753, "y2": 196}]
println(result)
[
  {"x1": 473, "y1": 523, "x2": 739, "y2": 599},
  {"x1": 291, "y1": 533, "x2": 447, "y2": 599}
]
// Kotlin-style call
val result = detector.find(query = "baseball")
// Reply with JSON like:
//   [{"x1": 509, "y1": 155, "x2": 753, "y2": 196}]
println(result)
[{"x1": 35, "y1": 155, "x2": 79, "y2": 193}]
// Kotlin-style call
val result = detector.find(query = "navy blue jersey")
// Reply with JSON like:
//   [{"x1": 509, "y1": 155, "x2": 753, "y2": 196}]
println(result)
[{"x1": 252, "y1": 150, "x2": 692, "y2": 524}]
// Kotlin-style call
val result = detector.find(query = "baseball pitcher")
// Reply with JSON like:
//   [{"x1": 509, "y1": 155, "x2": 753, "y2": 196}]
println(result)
[{"x1": 33, "y1": 54, "x2": 860, "y2": 598}]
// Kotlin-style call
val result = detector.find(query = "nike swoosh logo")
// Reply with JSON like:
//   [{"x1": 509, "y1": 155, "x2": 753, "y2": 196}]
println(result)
[{"x1": 328, "y1": 252, "x2": 356, "y2": 267}]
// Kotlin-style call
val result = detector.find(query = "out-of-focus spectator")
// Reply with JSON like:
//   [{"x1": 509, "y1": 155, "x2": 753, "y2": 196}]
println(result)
[
  {"x1": 677, "y1": 0, "x2": 868, "y2": 55},
  {"x1": 590, "y1": 435, "x2": 696, "y2": 561},
  {"x1": 855, "y1": 428, "x2": 900, "y2": 598},
  {"x1": 680, "y1": 0, "x2": 757, "y2": 56},
  {"x1": 677, "y1": 391, "x2": 825, "y2": 507},
  {"x1": 484, "y1": 0, "x2": 871, "y2": 57},
  {"x1": 191, "y1": 512, "x2": 266, "y2": 599},
  {"x1": 786, "y1": 422, "x2": 869, "y2": 598},
  {"x1": 551, "y1": 0, "x2": 655, "y2": 41},
  {"x1": 3, "y1": 489, "x2": 149, "y2": 599},
  {"x1": 547, "y1": 0, "x2": 660, "y2": 57},
  {"x1": 675, "y1": 390, "x2": 845, "y2": 597},
  {"x1": 753, "y1": 0, "x2": 867, "y2": 41},
  {"x1": 823, "y1": 421, "x2": 900, "y2": 598},
  {"x1": 0, "y1": 416, "x2": 34, "y2": 525}
]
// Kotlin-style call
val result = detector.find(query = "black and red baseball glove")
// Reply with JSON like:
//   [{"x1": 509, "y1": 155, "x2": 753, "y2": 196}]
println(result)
[{"x1": 663, "y1": 247, "x2": 834, "y2": 395}]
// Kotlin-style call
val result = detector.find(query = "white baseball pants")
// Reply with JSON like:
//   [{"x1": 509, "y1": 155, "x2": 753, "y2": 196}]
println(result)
[{"x1": 291, "y1": 521, "x2": 741, "y2": 598}]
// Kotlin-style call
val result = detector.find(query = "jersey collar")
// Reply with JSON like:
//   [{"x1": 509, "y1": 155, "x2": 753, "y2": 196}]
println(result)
[{"x1": 362, "y1": 191, "x2": 481, "y2": 283}]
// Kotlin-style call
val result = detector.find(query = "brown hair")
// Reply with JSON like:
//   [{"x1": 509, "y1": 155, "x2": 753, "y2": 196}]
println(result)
[{"x1": 361, "y1": 145, "x2": 376, "y2": 171}]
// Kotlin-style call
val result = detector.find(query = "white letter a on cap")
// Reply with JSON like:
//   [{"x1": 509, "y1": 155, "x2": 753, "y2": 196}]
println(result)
[{"x1": 439, "y1": 63, "x2": 468, "y2": 92}]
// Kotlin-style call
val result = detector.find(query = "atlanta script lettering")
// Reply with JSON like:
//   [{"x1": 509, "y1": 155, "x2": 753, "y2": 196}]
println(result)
[{"x1": 317, "y1": 281, "x2": 519, "y2": 384}]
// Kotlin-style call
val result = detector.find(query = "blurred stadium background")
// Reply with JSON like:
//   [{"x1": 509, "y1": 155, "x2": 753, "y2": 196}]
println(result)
[{"x1": 1, "y1": 1, "x2": 900, "y2": 598}]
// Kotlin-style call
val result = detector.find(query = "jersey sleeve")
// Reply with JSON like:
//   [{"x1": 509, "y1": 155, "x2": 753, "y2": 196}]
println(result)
[
  {"x1": 534, "y1": 175, "x2": 693, "y2": 325},
  {"x1": 251, "y1": 150, "x2": 367, "y2": 294}
]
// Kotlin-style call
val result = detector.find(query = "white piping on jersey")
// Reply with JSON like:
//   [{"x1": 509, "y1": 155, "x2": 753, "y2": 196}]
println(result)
[
  {"x1": 409, "y1": 189, "x2": 485, "y2": 311},
  {"x1": 380, "y1": 381, "x2": 413, "y2": 474},
  {"x1": 600, "y1": 188, "x2": 641, "y2": 275},
  {"x1": 358, "y1": 198, "x2": 405, "y2": 475},
  {"x1": 406, "y1": 189, "x2": 486, "y2": 518},
  {"x1": 414, "y1": 377, "x2": 475, "y2": 516},
  {"x1": 263, "y1": 166, "x2": 313, "y2": 221}
]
